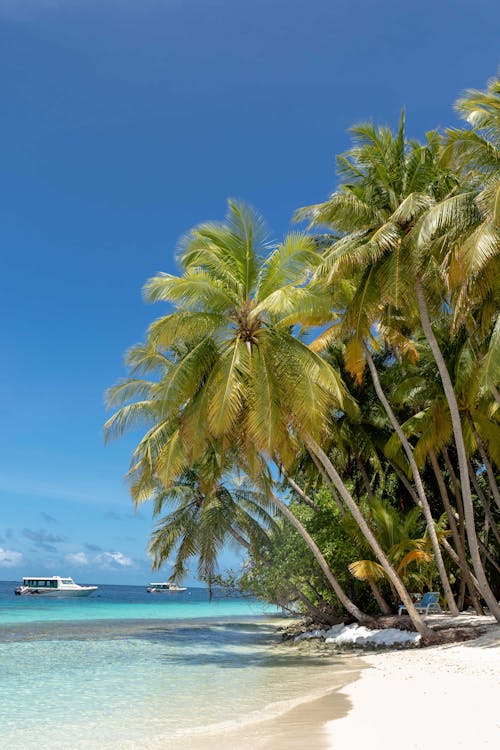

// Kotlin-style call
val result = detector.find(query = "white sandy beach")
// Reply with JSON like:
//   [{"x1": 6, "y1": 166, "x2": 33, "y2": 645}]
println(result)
[
  {"x1": 185, "y1": 615, "x2": 500, "y2": 750},
  {"x1": 328, "y1": 617, "x2": 500, "y2": 750}
]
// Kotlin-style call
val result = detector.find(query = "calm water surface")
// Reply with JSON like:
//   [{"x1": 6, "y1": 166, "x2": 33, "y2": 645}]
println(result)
[{"x1": 0, "y1": 581, "x2": 350, "y2": 749}]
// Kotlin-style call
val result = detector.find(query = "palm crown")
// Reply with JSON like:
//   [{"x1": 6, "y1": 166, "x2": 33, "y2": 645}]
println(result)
[{"x1": 105, "y1": 200, "x2": 351, "y2": 497}]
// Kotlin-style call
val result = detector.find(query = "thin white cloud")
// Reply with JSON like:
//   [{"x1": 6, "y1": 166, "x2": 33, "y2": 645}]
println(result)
[
  {"x1": 65, "y1": 549, "x2": 134, "y2": 569},
  {"x1": 97, "y1": 551, "x2": 134, "y2": 568},
  {"x1": 66, "y1": 551, "x2": 89, "y2": 566},
  {"x1": 0, "y1": 547, "x2": 23, "y2": 567}
]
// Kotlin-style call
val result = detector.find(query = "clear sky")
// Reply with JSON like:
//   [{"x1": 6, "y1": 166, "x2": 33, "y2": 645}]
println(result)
[{"x1": 1, "y1": 0, "x2": 498, "y2": 584}]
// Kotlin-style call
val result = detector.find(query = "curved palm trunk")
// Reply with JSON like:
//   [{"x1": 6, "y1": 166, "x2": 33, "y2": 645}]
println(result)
[
  {"x1": 270, "y1": 494, "x2": 371, "y2": 624},
  {"x1": 364, "y1": 347, "x2": 459, "y2": 615},
  {"x1": 429, "y1": 450, "x2": 483, "y2": 613},
  {"x1": 415, "y1": 281, "x2": 500, "y2": 621},
  {"x1": 291, "y1": 586, "x2": 339, "y2": 625},
  {"x1": 283, "y1": 474, "x2": 320, "y2": 511},
  {"x1": 478, "y1": 539, "x2": 500, "y2": 575},
  {"x1": 390, "y1": 459, "x2": 420, "y2": 505},
  {"x1": 468, "y1": 459, "x2": 500, "y2": 547},
  {"x1": 443, "y1": 447, "x2": 471, "y2": 609},
  {"x1": 491, "y1": 385, "x2": 500, "y2": 408},
  {"x1": 466, "y1": 413, "x2": 500, "y2": 512},
  {"x1": 226, "y1": 528, "x2": 333, "y2": 624},
  {"x1": 368, "y1": 579, "x2": 392, "y2": 615},
  {"x1": 303, "y1": 434, "x2": 435, "y2": 640},
  {"x1": 441, "y1": 538, "x2": 482, "y2": 594},
  {"x1": 356, "y1": 455, "x2": 375, "y2": 501},
  {"x1": 309, "y1": 451, "x2": 346, "y2": 516},
  {"x1": 443, "y1": 448, "x2": 464, "y2": 515}
]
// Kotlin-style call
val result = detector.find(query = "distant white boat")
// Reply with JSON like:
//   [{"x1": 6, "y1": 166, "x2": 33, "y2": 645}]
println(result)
[
  {"x1": 147, "y1": 581, "x2": 187, "y2": 593},
  {"x1": 14, "y1": 576, "x2": 98, "y2": 597}
]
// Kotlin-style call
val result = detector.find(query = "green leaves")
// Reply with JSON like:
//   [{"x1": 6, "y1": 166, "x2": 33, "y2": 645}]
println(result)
[{"x1": 106, "y1": 75, "x2": 500, "y2": 612}]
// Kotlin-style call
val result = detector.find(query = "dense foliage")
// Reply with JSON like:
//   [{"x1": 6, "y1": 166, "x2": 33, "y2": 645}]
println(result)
[{"x1": 106, "y1": 73, "x2": 500, "y2": 636}]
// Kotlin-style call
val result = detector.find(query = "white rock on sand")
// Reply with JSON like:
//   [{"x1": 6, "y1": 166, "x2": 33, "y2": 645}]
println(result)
[
  {"x1": 326, "y1": 620, "x2": 500, "y2": 749},
  {"x1": 294, "y1": 622, "x2": 421, "y2": 646}
]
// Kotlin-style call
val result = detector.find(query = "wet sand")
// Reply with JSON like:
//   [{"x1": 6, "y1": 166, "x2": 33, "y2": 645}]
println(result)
[
  {"x1": 172, "y1": 660, "x2": 363, "y2": 750},
  {"x1": 328, "y1": 623, "x2": 500, "y2": 749},
  {"x1": 178, "y1": 616, "x2": 500, "y2": 750}
]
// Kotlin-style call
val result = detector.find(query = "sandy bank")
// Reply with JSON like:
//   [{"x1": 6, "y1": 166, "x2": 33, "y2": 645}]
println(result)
[
  {"x1": 174, "y1": 659, "x2": 363, "y2": 750},
  {"x1": 328, "y1": 616, "x2": 500, "y2": 749},
  {"x1": 182, "y1": 614, "x2": 499, "y2": 750}
]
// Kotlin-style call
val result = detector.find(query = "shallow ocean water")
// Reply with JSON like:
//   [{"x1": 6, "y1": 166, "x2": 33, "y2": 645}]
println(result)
[{"x1": 0, "y1": 581, "x2": 351, "y2": 749}]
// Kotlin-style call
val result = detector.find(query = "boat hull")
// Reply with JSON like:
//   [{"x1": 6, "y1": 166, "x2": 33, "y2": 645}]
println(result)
[{"x1": 15, "y1": 587, "x2": 97, "y2": 597}]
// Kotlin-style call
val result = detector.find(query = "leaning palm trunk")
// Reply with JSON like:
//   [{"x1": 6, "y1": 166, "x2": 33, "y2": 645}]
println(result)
[
  {"x1": 390, "y1": 459, "x2": 421, "y2": 505},
  {"x1": 468, "y1": 459, "x2": 500, "y2": 547},
  {"x1": 466, "y1": 413, "x2": 500, "y2": 512},
  {"x1": 478, "y1": 539, "x2": 500, "y2": 575},
  {"x1": 441, "y1": 537, "x2": 483, "y2": 602},
  {"x1": 270, "y1": 494, "x2": 371, "y2": 624},
  {"x1": 292, "y1": 586, "x2": 340, "y2": 625},
  {"x1": 283, "y1": 474, "x2": 320, "y2": 511},
  {"x1": 491, "y1": 385, "x2": 500, "y2": 408},
  {"x1": 356, "y1": 455, "x2": 376, "y2": 501},
  {"x1": 368, "y1": 579, "x2": 392, "y2": 615},
  {"x1": 226, "y1": 528, "x2": 334, "y2": 624},
  {"x1": 364, "y1": 347, "x2": 459, "y2": 615},
  {"x1": 442, "y1": 447, "x2": 471, "y2": 609},
  {"x1": 303, "y1": 434, "x2": 435, "y2": 640},
  {"x1": 429, "y1": 450, "x2": 483, "y2": 613},
  {"x1": 309, "y1": 451, "x2": 346, "y2": 516},
  {"x1": 415, "y1": 281, "x2": 500, "y2": 621}
]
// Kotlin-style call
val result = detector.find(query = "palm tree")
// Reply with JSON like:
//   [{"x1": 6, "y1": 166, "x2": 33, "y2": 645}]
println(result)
[
  {"x1": 106, "y1": 200, "x2": 433, "y2": 636},
  {"x1": 148, "y1": 466, "x2": 277, "y2": 582},
  {"x1": 382, "y1": 348, "x2": 486, "y2": 612},
  {"x1": 298, "y1": 113, "x2": 500, "y2": 620},
  {"x1": 347, "y1": 499, "x2": 440, "y2": 598}
]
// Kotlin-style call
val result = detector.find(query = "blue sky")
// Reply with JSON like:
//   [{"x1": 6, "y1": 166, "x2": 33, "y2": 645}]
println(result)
[{"x1": 1, "y1": 0, "x2": 498, "y2": 584}]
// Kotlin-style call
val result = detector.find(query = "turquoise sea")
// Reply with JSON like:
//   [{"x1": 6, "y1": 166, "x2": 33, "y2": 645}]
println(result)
[{"x1": 0, "y1": 581, "x2": 352, "y2": 749}]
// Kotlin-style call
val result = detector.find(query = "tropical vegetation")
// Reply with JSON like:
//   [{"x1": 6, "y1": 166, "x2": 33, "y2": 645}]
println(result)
[{"x1": 105, "y1": 73, "x2": 500, "y2": 640}]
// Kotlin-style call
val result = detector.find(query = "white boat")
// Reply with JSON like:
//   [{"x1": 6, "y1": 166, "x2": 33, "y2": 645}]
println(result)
[
  {"x1": 147, "y1": 581, "x2": 187, "y2": 593},
  {"x1": 14, "y1": 576, "x2": 98, "y2": 597}
]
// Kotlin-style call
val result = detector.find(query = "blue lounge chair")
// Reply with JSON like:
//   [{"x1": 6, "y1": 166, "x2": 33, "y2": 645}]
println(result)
[{"x1": 398, "y1": 592, "x2": 442, "y2": 616}]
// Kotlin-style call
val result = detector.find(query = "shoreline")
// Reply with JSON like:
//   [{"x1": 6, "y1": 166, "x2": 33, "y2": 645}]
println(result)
[
  {"x1": 327, "y1": 623, "x2": 500, "y2": 749},
  {"x1": 170, "y1": 658, "x2": 363, "y2": 750},
  {"x1": 3, "y1": 608, "x2": 498, "y2": 749},
  {"x1": 181, "y1": 615, "x2": 500, "y2": 749}
]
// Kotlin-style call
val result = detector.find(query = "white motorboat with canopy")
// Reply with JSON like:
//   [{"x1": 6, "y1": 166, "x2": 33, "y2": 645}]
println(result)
[
  {"x1": 14, "y1": 576, "x2": 98, "y2": 597},
  {"x1": 147, "y1": 581, "x2": 187, "y2": 593}
]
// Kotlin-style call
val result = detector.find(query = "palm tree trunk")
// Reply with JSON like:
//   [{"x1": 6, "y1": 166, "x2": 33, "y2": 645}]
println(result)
[
  {"x1": 491, "y1": 385, "x2": 500, "y2": 408},
  {"x1": 364, "y1": 346, "x2": 459, "y2": 615},
  {"x1": 226, "y1": 528, "x2": 335, "y2": 624},
  {"x1": 227, "y1": 526, "x2": 255, "y2": 550},
  {"x1": 390, "y1": 459, "x2": 420, "y2": 506},
  {"x1": 443, "y1": 448, "x2": 464, "y2": 518},
  {"x1": 429, "y1": 450, "x2": 483, "y2": 613},
  {"x1": 468, "y1": 459, "x2": 500, "y2": 547},
  {"x1": 466, "y1": 412, "x2": 500, "y2": 512},
  {"x1": 303, "y1": 433, "x2": 435, "y2": 640},
  {"x1": 368, "y1": 579, "x2": 392, "y2": 615},
  {"x1": 283, "y1": 474, "x2": 320, "y2": 511},
  {"x1": 309, "y1": 450, "x2": 346, "y2": 516},
  {"x1": 415, "y1": 280, "x2": 500, "y2": 621},
  {"x1": 478, "y1": 538, "x2": 500, "y2": 576},
  {"x1": 291, "y1": 586, "x2": 339, "y2": 625},
  {"x1": 441, "y1": 537, "x2": 483, "y2": 601},
  {"x1": 429, "y1": 451, "x2": 460, "y2": 541},
  {"x1": 356, "y1": 455, "x2": 375, "y2": 501},
  {"x1": 270, "y1": 494, "x2": 371, "y2": 624}
]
